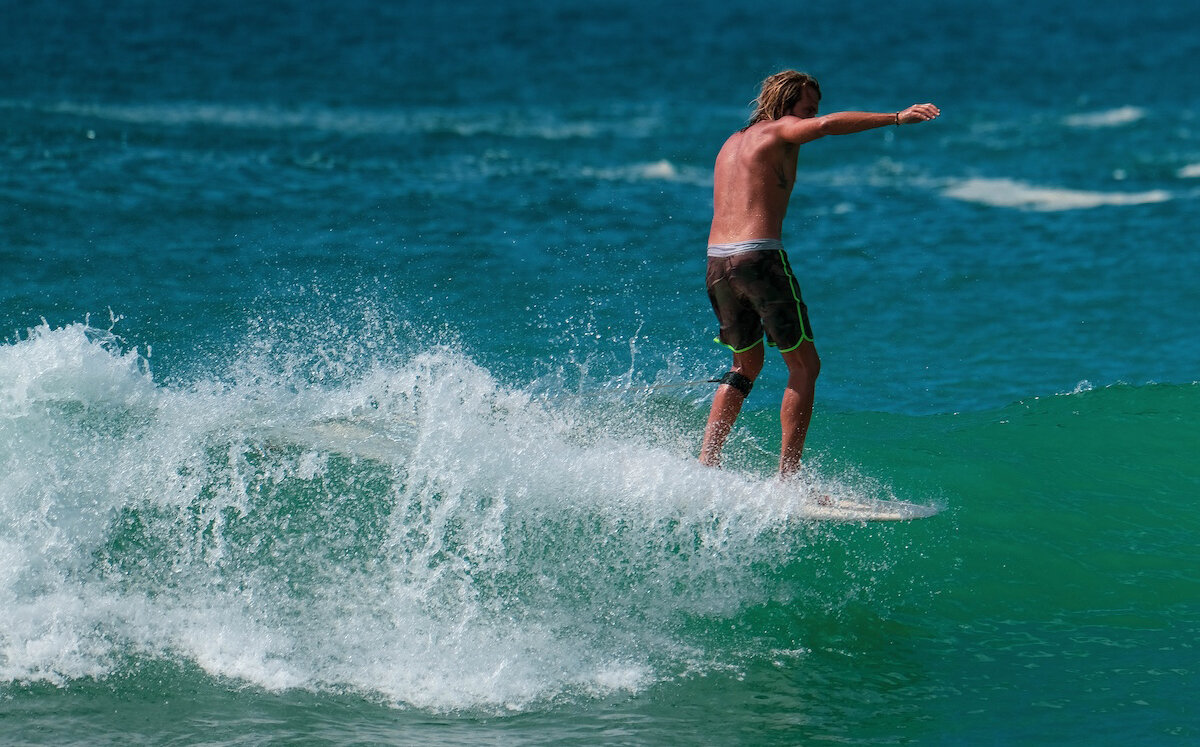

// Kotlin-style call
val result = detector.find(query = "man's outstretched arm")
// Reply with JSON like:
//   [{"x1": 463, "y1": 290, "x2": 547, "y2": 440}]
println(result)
[{"x1": 779, "y1": 103, "x2": 940, "y2": 143}]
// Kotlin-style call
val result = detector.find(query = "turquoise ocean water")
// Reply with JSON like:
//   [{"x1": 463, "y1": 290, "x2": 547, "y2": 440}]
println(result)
[{"x1": 3, "y1": 0, "x2": 1198, "y2": 743}]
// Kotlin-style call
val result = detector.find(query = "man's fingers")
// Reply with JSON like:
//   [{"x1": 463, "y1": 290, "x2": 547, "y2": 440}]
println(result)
[{"x1": 907, "y1": 103, "x2": 940, "y2": 121}]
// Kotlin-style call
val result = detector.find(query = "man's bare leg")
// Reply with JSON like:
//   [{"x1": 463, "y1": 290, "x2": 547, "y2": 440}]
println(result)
[
  {"x1": 779, "y1": 340, "x2": 820, "y2": 478},
  {"x1": 700, "y1": 343, "x2": 764, "y2": 468}
]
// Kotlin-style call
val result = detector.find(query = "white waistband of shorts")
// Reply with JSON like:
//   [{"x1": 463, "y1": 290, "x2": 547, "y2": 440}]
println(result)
[{"x1": 706, "y1": 238, "x2": 784, "y2": 257}]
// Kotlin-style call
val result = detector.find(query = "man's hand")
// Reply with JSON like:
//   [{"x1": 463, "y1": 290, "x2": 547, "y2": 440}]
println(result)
[{"x1": 898, "y1": 103, "x2": 940, "y2": 125}]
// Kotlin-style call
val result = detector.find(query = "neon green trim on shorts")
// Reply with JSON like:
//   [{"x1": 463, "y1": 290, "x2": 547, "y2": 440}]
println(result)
[
  {"x1": 713, "y1": 336, "x2": 764, "y2": 354},
  {"x1": 775, "y1": 249, "x2": 814, "y2": 352}
]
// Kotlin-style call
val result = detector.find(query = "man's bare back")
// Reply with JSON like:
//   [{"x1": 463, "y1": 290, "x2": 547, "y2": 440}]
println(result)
[
  {"x1": 709, "y1": 85, "x2": 938, "y2": 246},
  {"x1": 708, "y1": 86, "x2": 819, "y2": 245}
]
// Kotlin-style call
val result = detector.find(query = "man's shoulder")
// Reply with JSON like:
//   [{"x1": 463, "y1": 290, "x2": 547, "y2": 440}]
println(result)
[
  {"x1": 750, "y1": 115, "x2": 804, "y2": 129},
  {"x1": 731, "y1": 118, "x2": 808, "y2": 155},
  {"x1": 745, "y1": 116, "x2": 810, "y2": 142}
]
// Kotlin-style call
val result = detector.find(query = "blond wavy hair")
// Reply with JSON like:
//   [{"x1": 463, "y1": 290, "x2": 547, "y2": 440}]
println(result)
[{"x1": 747, "y1": 70, "x2": 822, "y2": 127}]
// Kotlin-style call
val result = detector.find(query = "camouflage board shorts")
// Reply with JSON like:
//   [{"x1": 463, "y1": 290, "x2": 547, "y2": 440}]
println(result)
[{"x1": 705, "y1": 239, "x2": 814, "y2": 354}]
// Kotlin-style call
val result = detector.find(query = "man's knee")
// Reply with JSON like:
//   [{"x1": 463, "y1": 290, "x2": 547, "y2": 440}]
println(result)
[
  {"x1": 806, "y1": 350, "x2": 821, "y2": 380},
  {"x1": 783, "y1": 344, "x2": 820, "y2": 382}
]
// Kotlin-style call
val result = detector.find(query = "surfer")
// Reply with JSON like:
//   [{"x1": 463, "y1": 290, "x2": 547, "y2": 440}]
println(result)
[{"x1": 700, "y1": 70, "x2": 939, "y2": 477}]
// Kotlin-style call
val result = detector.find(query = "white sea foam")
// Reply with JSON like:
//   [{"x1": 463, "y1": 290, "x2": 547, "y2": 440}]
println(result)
[
  {"x1": 1061, "y1": 380, "x2": 1096, "y2": 396},
  {"x1": 581, "y1": 158, "x2": 711, "y2": 185},
  {"x1": 0, "y1": 321, "x2": 910, "y2": 710},
  {"x1": 1178, "y1": 163, "x2": 1200, "y2": 179},
  {"x1": 1, "y1": 98, "x2": 652, "y2": 141},
  {"x1": 943, "y1": 177, "x2": 1170, "y2": 211},
  {"x1": 1063, "y1": 106, "x2": 1147, "y2": 128}
]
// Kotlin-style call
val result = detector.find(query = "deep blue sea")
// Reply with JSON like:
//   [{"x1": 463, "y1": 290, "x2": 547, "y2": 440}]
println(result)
[{"x1": 3, "y1": 0, "x2": 1199, "y2": 743}]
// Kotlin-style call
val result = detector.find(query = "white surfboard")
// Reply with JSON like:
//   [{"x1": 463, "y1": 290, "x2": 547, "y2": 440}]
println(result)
[
  {"x1": 256, "y1": 417, "x2": 941, "y2": 522},
  {"x1": 794, "y1": 496, "x2": 940, "y2": 522}
]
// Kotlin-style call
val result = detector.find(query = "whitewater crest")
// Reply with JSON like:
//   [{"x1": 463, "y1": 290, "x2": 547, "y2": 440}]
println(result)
[{"x1": 0, "y1": 321, "x2": 912, "y2": 710}]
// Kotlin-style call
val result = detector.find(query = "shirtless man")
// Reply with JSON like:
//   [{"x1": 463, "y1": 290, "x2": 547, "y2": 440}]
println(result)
[{"x1": 700, "y1": 70, "x2": 939, "y2": 477}]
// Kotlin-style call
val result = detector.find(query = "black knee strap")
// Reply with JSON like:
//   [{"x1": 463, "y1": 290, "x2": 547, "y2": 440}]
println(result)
[{"x1": 717, "y1": 370, "x2": 754, "y2": 397}]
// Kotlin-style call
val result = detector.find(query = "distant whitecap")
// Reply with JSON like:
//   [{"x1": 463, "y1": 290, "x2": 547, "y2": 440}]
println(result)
[
  {"x1": 943, "y1": 177, "x2": 1170, "y2": 211},
  {"x1": 1063, "y1": 106, "x2": 1146, "y2": 128}
]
